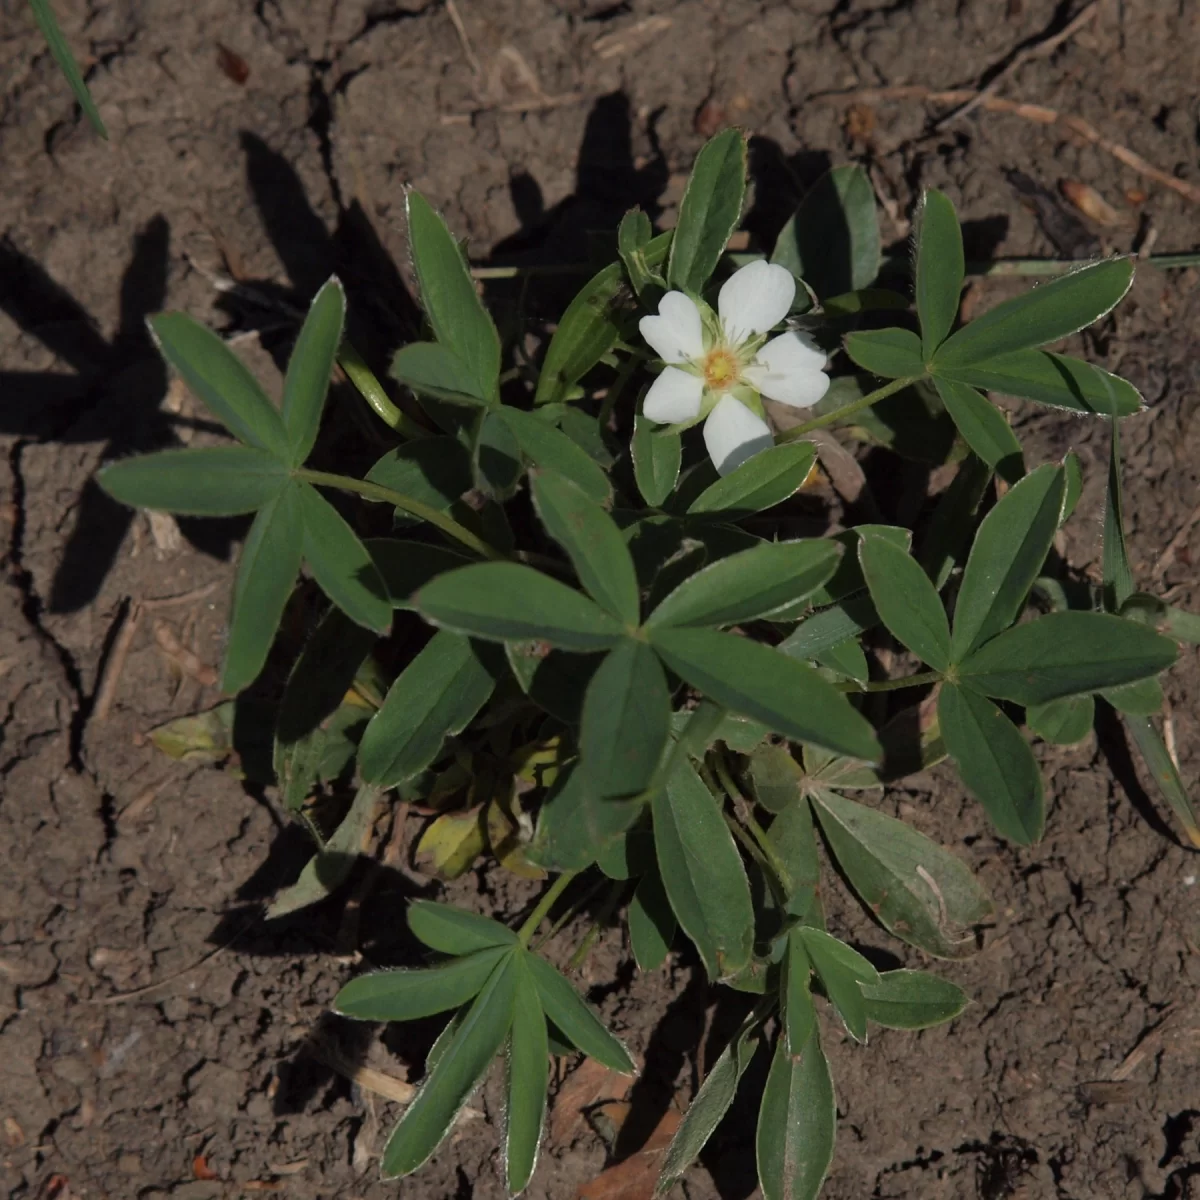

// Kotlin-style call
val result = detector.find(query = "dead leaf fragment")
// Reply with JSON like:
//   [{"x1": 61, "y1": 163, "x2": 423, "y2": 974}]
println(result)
[
  {"x1": 415, "y1": 807, "x2": 487, "y2": 879},
  {"x1": 550, "y1": 1057, "x2": 630, "y2": 1145},
  {"x1": 1059, "y1": 179, "x2": 1122, "y2": 226},
  {"x1": 576, "y1": 1108, "x2": 681, "y2": 1199},
  {"x1": 192, "y1": 1154, "x2": 219, "y2": 1181}
]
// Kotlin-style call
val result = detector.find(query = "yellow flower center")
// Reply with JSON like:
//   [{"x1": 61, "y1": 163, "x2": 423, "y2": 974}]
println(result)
[{"x1": 703, "y1": 347, "x2": 740, "y2": 390}]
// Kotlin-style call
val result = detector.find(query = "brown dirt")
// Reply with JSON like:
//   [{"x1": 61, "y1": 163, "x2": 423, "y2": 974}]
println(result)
[{"x1": 3, "y1": 1, "x2": 1200, "y2": 1197}]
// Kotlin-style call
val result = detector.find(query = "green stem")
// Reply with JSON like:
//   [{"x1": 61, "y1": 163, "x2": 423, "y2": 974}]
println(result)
[
  {"x1": 517, "y1": 870, "x2": 579, "y2": 947},
  {"x1": 597, "y1": 354, "x2": 639, "y2": 428},
  {"x1": 834, "y1": 669, "x2": 942, "y2": 694},
  {"x1": 714, "y1": 753, "x2": 792, "y2": 895},
  {"x1": 337, "y1": 340, "x2": 431, "y2": 440},
  {"x1": 532, "y1": 875, "x2": 608, "y2": 952},
  {"x1": 722, "y1": 811, "x2": 789, "y2": 908},
  {"x1": 778, "y1": 375, "x2": 920, "y2": 441},
  {"x1": 294, "y1": 468, "x2": 506, "y2": 561},
  {"x1": 566, "y1": 879, "x2": 627, "y2": 971}
]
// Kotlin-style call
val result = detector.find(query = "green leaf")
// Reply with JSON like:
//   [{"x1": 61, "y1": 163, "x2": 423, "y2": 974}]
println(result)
[
  {"x1": 649, "y1": 539, "x2": 840, "y2": 629},
  {"x1": 282, "y1": 277, "x2": 345, "y2": 465},
  {"x1": 933, "y1": 258, "x2": 1134, "y2": 365},
  {"x1": 934, "y1": 350, "x2": 1141, "y2": 416},
  {"x1": 756, "y1": 1028, "x2": 836, "y2": 1200},
  {"x1": 950, "y1": 463, "x2": 1065, "y2": 661},
  {"x1": 767, "y1": 795, "x2": 822, "y2": 918},
  {"x1": 772, "y1": 164, "x2": 881, "y2": 297},
  {"x1": 629, "y1": 863, "x2": 676, "y2": 971},
  {"x1": 528, "y1": 762, "x2": 643, "y2": 871},
  {"x1": 149, "y1": 313, "x2": 289, "y2": 456},
  {"x1": 29, "y1": 0, "x2": 107, "y2": 136},
  {"x1": 749, "y1": 743, "x2": 804, "y2": 815},
  {"x1": 797, "y1": 926, "x2": 878, "y2": 1042},
  {"x1": 505, "y1": 959, "x2": 549, "y2": 1194},
  {"x1": 915, "y1": 189, "x2": 964, "y2": 358},
  {"x1": 938, "y1": 683, "x2": 1044, "y2": 844},
  {"x1": 267, "y1": 784, "x2": 378, "y2": 918},
  {"x1": 534, "y1": 235, "x2": 672, "y2": 407},
  {"x1": 618, "y1": 207, "x2": 664, "y2": 300},
  {"x1": 858, "y1": 534, "x2": 950, "y2": 672},
  {"x1": 779, "y1": 591, "x2": 879, "y2": 662},
  {"x1": 98, "y1": 446, "x2": 290, "y2": 516},
  {"x1": 861, "y1": 969, "x2": 969, "y2": 1030},
  {"x1": 473, "y1": 408, "x2": 523, "y2": 499},
  {"x1": 958, "y1": 612, "x2": 1176, "y2": 705},
  {"x1": 1124, "y1": 715, "x2": 1200, "y2": 849},
  {"x1": 525, "y1": 953, "x2": 635, "y2": 1074},
  {"x1": 1027, "y1": 695, "x2": 1095, "y2": 744},
  {"x1": 274, "y1": 609, "x2": 376, "y2": 810},
  {"x1": 1063, "y1": 450, "x2": 1083, "y2": 521},
  {"x1": 365, "y1": 437, "x2": 473, "y2": 513},
  {"x1": 381, "y1": 950, "x2": 517, "y2": 1178},
  {"x1": 650, "y1": 627, "x2": 880, "y2": 762},
  {"x1": 296, "y1": 485, "x2": 392, "y2": 632},
  {"x1": 222, "y1": 482, "x2": 305, "y2": 693},
  {"x1": 335, "y1": 946, "x2": 510, "y2": 1021},
  {"x1": 358, "y1": 631, "x2": 496, "y2": 787},
  {"x1": 391, "y1": 341, "x2": 489, "y2": 407},
  {"x1": 408, "y1": 900, "x2": 519, "y2": 954},
  {"x1": 530, "y1": 472, "x2": 639, "y2": 625},
  {"x1": 652, "y1": 760, "x2": 754, "y2": 980},
  {"x1": 1103, "y1": 416, "x2": 1136, "y2": 611},
  {"x1": 687, "y1": 441, "x2": 816, "y2": 518},
  {"x1": 632, "y1": 414, "x2": 682, "y2": 507},
  {"x1": 843, "y1": 328, "x2": 925, "y2": 380},
  {"x1": 406, "y1": 191, "x2": 500, "y2": 404},
  {"x1": 658, "y1": 1016, "x2": 760, "y2": 1190},
  {"x1": 918, "y1": 453, "x2": 993, "y2": 589},
  {"x1": 934, "y1": 377, "x2": 1024, "y2": 483},
  {"x1": 667, "y1": 129, "x2": 747, "y2": 292},
  {"x1": 416, "y1": 563, "x2": 624, "y2": 651},
  {"x1": 810, "y1": 788, "x2": 992, "y2": 958},
  {"x1": 366, "y1": 540, "x2": 470, "y2": 609},
  {"x1": 501, "y1": 409, "x2": 611, "y2": 506},
  {"x1": 784, "y1": 932, "x2": 817, "y2": 1054},
  {"x1": 581, "y1": 639, "x2": 671, "y2": 797},
  {"x1": 816, "y1": 636, "x2": 870, "y2": 683},
  {"x1": 1101, "y1": 676, "x2": 1163, "y2": 716}
]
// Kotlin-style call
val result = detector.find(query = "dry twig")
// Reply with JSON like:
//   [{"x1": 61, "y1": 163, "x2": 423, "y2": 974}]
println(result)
[
  {"x1": 934, "y1": 1, "x2": 1099, "y2": 129},
  {"x1": 814, "y1": 86, "x2": 1200, "y2": 206},
  {"x1": 153, "y1": 620, "x2": 218, "y2": 686},
  {"x1": 93, "y1": 601, "x2": 144, "y2": 722}
]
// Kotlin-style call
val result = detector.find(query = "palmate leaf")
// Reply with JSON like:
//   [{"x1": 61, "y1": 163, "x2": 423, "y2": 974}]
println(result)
[
  {"x1": 938, "y1": 683, "x2": 1044, "y2": 844},
  {"x1": 98, "y1": 446, "x2": 291, "y2": 516},
  {"x1": 857, "y1": 533, "x2": 950, "y2": 672},
  {"x1": 282, "y1": 277, "x2": 345, "y2": 465},
  {"x1": 649, "y1": 627, "x2": 880, "y2": 762},
  {"x1": 843, "y1": 328, "x2": 925, "y2": 380},
  {"x1": 756, "y1": 1025, "x2": 836, "y2": 1200},
  {"x1": 648, "y1": 539, "x2": 841, "y2": 629},
  {"x1": 652, "y1": 760, "x2": 754, "y2": 980},
  {"x1": 381, "y1": 950, "x2": 518, "y2": 1178},
  {"x1": 406, "y1": 191, "x2": 501, "y2": 405},
  {"x1": 580, "y1": 639, "x2": 671, "y2": 797},
  {"x1": 934, "y1": 377, "x2": 1025, "y2": 483},
  {"x1": 528, "y1": 760, "x2": 644, "y2": 871},
  {"x1": 668, "y1": 128, "x2": 747, "y2": 292},
  {"x1": 531, "y1": 471, "x2": 639, "y2": 624},
  {"x1": 148, "y1": 312, "x2": 290, "y2": 457},
  {"x1": 334, "y1": 945, "x2": 511, "y2": 1021},
  {"x1": 796, "y1": 926, "x2": 879, "y2": 1043},
  {"x1": 1026, "y1": 695, "x2": 1095, "y2": 745},
  {"x1": 502, "y1": 409, "x2": 612, "y2": 506},
  {"x1": 628, "y1": 862, "x2": 676, "y2": 971},
  {"x1": 505, "y1": 958, "x2": 549, "y2": 1194},
  {"x1": 407, "y1": 900, "x2": 518, "y2": 954},
  {"x1": 914, "y1": 188, "x2": 964, "y2": 358},
  {"x1": 687, "y1": 440, "x2": 817, "y2": 518},
  {"x1": 357, "y1": 631, "x2": 497, "y2": 788},
  {"x1": 809, "y1": 788, "x2": 992, "y2": 958},
  {"x1": 861, "y1": 969, "x2": 969, "y2": 1030},
  {"x1": 416, "y1": 562, "x2": 624, "y2": 651},
  {"x1": 632, "y1": 413, "x2": 683, "y2": 507}
]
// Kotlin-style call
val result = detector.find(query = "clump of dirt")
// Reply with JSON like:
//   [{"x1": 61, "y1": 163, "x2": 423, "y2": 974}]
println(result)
[{"x1": 3, "y1": 1, "x2": 1200, "y2": 1197}]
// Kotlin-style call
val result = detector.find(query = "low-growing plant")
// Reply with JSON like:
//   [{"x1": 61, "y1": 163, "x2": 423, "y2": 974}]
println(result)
[{"x1": 99, "y1": 130, "x2": 1199, "y2": 1197}]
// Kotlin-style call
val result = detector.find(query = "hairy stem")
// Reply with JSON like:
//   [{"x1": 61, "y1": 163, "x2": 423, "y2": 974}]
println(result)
[
  {"x1": 779, "y1": 375, "x2": 921, "y2": 441},
  {"x1": 835, "y1": 669, "x2": 942, "y2": 694},
  {"x1": 517, "y1": 870, "x2": 579, "y2": 947},
  {"x1": 337, "y1": 340, "x2": 431, "y2": 441},
  {"x1": 293, "y1": 468, "x2": 506, "y2": 561}
]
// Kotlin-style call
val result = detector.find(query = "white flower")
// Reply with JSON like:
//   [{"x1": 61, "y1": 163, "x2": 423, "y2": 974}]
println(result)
[{"x1": 638, "y1": 260, "x2": 830, "y2": 475}]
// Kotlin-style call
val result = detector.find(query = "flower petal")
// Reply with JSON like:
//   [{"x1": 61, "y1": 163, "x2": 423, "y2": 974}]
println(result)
[
  {"x1": 639, "y1": 291, "x2": 704, "y2": 363},
  {"x1": 743, "y1": 331, "x2": 831, "y2": 408},
  {"x1": 718, "y1": 260, "x2": 796, "y2": 344},
  {"x1": 703, "y1": 395, "x2": 775, "y2": 476},
  {"x1": 643, "y1": 367, "x2": 705, "y2": 424}
]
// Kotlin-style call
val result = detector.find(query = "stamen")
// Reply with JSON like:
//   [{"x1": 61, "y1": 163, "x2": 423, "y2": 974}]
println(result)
[{"x1": 703, "y1": 348, "x2": 740, "y2": 390}]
